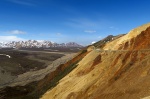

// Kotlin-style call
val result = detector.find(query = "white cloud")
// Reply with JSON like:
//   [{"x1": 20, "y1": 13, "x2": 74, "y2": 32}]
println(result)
[
  {"x1": 0, "y1": 36, "x2": 25, "y2": 42},
  {"x1": 7, "y1": 30, "x2": 26, "y2": 34},
  {"x1": 84, "y1": 30, "x2": 96, "y2": 33}
]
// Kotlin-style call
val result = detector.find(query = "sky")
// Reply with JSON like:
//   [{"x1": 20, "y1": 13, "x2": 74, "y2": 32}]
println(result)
[{"x1": 0, "y1": 0, "x2": 150, "y2": 45}]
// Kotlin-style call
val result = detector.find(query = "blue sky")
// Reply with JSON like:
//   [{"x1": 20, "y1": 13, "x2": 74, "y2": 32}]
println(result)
[{"x1": 0, "y1": 0, "x2": 150, "y2": 45}]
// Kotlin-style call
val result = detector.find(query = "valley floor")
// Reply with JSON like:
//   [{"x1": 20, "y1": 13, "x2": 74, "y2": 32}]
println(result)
[{"x1": 0, "y1": 49, "x2": 77, "y2": 88}]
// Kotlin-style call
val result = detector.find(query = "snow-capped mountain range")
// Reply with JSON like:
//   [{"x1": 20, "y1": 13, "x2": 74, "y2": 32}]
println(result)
[{"x1": 0, "y1": 40, "x2": 83, "y2": 48}]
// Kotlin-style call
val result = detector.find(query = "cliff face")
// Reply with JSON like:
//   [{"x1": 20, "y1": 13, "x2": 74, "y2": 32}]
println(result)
[{"x1": 41, "y1": 23, "x2": 150, "y2": 99}]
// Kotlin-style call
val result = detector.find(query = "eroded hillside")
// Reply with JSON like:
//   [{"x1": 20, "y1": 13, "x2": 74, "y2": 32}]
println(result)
[{"x1": 41, "y1": 23, "x2": 150, "y2": 99}]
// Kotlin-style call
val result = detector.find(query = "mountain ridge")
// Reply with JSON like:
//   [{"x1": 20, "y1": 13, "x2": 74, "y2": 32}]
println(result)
[
  {"x1": 0, "y1": 40, "x2": 83, "y2": 48},
  {"x1": 104, "y1": 23, "x2": 150, "y2": 50}
]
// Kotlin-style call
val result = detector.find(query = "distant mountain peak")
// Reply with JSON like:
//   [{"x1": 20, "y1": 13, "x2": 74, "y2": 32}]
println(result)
[{"x1": 0, "y1": 40, "x2": 83, "y2": 48}]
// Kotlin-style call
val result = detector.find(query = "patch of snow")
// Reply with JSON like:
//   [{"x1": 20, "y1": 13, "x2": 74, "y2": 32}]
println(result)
[{"x1": 0, "y1": 54, "x2": 11, "y2": 58}]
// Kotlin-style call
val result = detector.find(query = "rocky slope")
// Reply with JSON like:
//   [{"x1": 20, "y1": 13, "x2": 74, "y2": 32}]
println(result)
[
  {"x1": 41, "y1": 23, "x2": 150, "y2": 99},
  {"x1": 103, "y1": 23, "x2": 150, "y2": 50}
]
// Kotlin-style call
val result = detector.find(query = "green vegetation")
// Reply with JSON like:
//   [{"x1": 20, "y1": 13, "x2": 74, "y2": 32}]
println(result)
[
  {"x1": 2, "y1": 60, "x2": 80, "y2": 99},
  {"x1": 0, "y1": 50, "x2": 64, "y2": 75},
  {"x1": 80, "y1": 49, "x2": 87, "y2": 54},
  {"x1": 0, "y1": 51, "x2": 45, "y2": 75},
  {"x1": 0, "y1": 49, "x2": 85, "y2": 99}
]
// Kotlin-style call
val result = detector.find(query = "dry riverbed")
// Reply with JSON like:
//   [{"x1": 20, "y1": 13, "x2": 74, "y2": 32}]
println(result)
[{"x1": 0, "y1": 49, "x2": 77, "y2": 88}]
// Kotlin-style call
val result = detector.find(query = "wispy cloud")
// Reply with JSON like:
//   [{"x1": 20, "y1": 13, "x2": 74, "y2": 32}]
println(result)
[
  {"x1": 65, "y1": 18, "x2": 98, "y2": 29},
  {"x1": 98, "y1": 36, "x2": 102, "y2": 38},
  {"x1": 9, "y1": 0, "x2": 36, "y2": 6},
  {"x1": 84, "y1": 30, "x2": 96, "y2": 33},
  {"x1": 109, "y1": 26, "x2": 119, "y2": 30},
  {"x1": 56, "y1": 33, "x2": 62, "y2": 36},
  {"x1": 7, "y1": 30, "x2": 26, "y2": 34},
  {"x1": 0, "y1": 36, "x2": 25, "y2": 42}
]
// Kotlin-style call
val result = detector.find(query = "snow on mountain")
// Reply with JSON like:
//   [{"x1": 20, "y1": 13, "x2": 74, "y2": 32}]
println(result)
[{"x1": 0, "y1": 40, "x2": 83, "y2": 48}]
